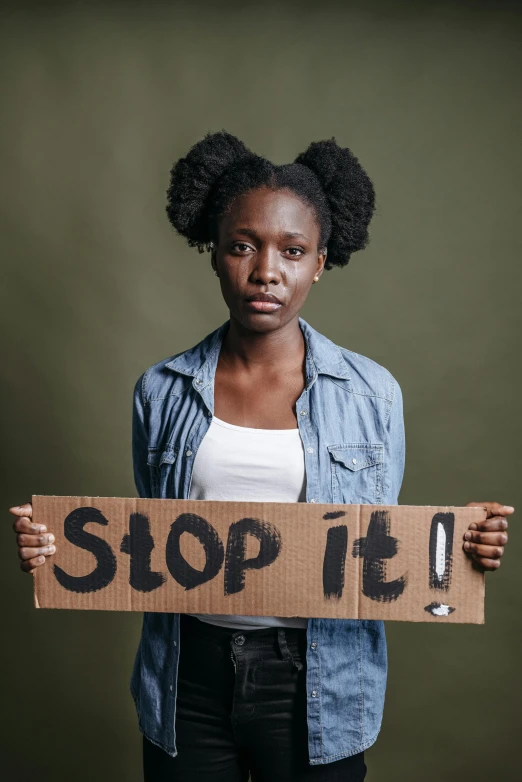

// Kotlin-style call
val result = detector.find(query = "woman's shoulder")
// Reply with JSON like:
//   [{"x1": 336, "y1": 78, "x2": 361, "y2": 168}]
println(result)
[
  {"x1": 134, "y1": 322, "x2": 227, "y2": 403},
  {"x1": 338, "y1": 344, "x2": 401, "y2": 402},
  {"x1": 133, "y1": 352, "x2": 185, "y2": 406},
  {"x1": 302, "y1": 319, "x2": 401, "y2": 403}
]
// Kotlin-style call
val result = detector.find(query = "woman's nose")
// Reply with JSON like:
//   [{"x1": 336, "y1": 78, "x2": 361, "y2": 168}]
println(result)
[{"x1": 250, "y1": 248, "x2": 281, "y2": 284}]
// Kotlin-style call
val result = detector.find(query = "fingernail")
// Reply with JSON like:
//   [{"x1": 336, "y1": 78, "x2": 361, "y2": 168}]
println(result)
[
  {"x1": 504, "y1": 506, "x2": 515, "y2": 512},
  {"x1": 38, "y1": 556, "x2": 45, "y2": 563},
  {"x1": 38, "y1": 526, "x2": 47, "y2": 533},
  {"x1": 464, "y1": 541, "x2": 471, "y2": 550},
  {"x1": 48, "y1": 534, "x2": 55, "y2": 543},
  {"x1": 464, "y1": 532, "x2": 471, "y2": 540}
]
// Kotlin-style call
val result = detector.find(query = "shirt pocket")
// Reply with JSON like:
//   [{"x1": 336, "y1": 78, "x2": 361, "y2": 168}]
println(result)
[
  {"x1": 147, "y1": 445, "x2": 179, "y2": 498},
  {"x1": 327, "y1": 443, "x2": 384, "y2": 505}
]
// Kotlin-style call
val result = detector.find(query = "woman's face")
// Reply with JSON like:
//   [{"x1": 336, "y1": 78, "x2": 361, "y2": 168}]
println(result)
[{"x1": 212, "y1": 186, "x2": 326, "y2": 333}]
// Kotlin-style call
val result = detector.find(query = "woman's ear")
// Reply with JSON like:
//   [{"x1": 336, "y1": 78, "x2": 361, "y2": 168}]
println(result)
[{"x1": 316, "y1": 247, "x2": 327, "y2": 278}]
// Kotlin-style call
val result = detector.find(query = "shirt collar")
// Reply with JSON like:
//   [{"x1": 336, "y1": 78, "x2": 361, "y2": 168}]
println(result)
[{"x1": 165, "y1": 317, "x2": 350, "y2": 386}]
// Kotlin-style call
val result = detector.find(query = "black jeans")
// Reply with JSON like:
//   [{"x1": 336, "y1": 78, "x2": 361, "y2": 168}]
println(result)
[{"x1": 143, "y1": 613, "x2": 367, "y2": 781}]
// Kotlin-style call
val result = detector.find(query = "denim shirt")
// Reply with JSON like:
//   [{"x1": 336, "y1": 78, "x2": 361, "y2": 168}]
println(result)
[{"x1": 130, "y1": 317, "x2": 405, "y2": 765}]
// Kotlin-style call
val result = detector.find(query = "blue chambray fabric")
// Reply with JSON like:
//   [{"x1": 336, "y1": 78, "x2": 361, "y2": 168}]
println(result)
[{"x1": 130, "y1": 317, "x2": 405, "y2": 765}]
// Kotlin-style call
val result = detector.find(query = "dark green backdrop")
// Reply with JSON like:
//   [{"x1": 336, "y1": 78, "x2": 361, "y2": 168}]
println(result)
[{"x1": 1, "y1": 2, "x2": 520, "y2": 780}]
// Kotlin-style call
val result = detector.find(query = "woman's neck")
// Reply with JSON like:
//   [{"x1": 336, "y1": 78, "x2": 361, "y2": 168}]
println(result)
[{"x1": 220, "y1": 315, "x2": 305, "y2": 374}]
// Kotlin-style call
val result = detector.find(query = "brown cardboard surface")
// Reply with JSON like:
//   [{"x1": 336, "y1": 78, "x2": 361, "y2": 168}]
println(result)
[{"x1": 32, "y1": 496, "x2": 487, "y2": 623}]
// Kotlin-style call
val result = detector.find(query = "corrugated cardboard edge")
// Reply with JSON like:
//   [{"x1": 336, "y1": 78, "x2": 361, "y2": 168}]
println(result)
[
  {"x1": 32, "y1": 495, "x2": 39, "y2": 609},
  {"x1": 33, "y1": 576, "x2": 40, "y2": 609}
]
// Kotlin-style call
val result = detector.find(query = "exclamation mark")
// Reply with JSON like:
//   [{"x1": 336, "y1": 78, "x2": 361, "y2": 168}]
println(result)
[{"x1": 424, "y1": 512, "x2": 456, "y2": 617}]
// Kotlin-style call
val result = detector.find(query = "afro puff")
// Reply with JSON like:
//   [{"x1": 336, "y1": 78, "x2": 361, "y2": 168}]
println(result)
[{"x1": 166, "y1": 131, "x2": 375, "y2": 269}]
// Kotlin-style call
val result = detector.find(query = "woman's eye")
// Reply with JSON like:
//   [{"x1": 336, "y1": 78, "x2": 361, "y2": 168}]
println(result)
[{"x1": 286, "y1": 247, "x2": 304, "y2": 257}]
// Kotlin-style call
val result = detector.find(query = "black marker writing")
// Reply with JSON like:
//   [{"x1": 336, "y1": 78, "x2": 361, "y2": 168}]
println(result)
[
  {"x1": 224, "y1": 518, "x2": 282, "y2": 595},
  {"x1": 352, "y1": 509, "x2": 406, "y2": 602},
  {"x1": 323, "y1": 525, "x2": 348, "y2": 599},
  {"x1": 166, "y1": 513, "x2": 224, "y2": 590},
  {"x1": 53, "y1": 507, "x2": 117, "y2": 593},
  {"x1": 120, "y1": 512, "x2": 167, "y2": 592}
]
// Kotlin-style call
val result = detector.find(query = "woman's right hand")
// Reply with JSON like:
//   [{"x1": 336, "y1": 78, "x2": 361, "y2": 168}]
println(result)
[{"x1": 9, "y1": 503, "x2": 56, "y2": 574}]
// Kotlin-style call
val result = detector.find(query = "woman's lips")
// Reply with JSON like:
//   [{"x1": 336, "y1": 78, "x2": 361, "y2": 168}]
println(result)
[{"x1": 245, "y1": 300, "x2": 282, "y2": 312}]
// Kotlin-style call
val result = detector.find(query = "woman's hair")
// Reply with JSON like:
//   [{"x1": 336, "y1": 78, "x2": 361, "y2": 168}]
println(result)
[{"x1": 166, "y1": 131, "x2": 375, "y2": 270}]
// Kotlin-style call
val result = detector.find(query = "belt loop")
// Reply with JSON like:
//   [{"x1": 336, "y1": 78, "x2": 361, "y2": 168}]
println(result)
[{"x1": 277, "y1": 628, "x2": 303, "y2": 671}]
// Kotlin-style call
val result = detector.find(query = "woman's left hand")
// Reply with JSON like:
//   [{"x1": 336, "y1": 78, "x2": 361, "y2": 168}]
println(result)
[{"x1": 463, "y1": 502, "x2": 514, "y2": 571}]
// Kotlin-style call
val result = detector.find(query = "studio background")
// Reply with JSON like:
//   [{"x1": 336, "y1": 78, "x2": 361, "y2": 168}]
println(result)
[{"x1": 1, "y1": 2, "x2": 520, "y2": 780}]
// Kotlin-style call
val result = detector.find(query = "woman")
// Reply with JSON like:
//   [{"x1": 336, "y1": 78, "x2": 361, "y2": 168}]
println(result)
[{"x1": 10, "y1": 132, "x2": 513, "y2": 781}]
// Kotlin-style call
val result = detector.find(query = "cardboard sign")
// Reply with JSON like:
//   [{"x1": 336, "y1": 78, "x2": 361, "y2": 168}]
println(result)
[{"x1": 32, "y1": 496, "x2": 487, "y2": 623}]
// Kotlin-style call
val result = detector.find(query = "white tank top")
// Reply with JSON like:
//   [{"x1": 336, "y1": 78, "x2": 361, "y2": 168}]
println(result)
[{"x1": 188, "y1": 415, "x2": 308, "y2": 630}]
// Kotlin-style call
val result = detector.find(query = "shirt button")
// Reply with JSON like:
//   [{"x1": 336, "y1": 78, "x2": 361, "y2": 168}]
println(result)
[
  {"x1": 309, "y1": 498, "x2": 316, "y2": 503},
  {"x1": 310, "y1": 642, "x2": 317, "y2": 650},
  {"x1": 234, "y1": 635, "x2": 246, "y2": 646},
  {"x1": 185, "y1": 449, "x2": 193, "y2": 457},
  {"x1": 196, "y1": 378, "x2": 202, "y2": 385},
  {"x1": 311, "y1": 690, "x2": 318, "y2": 698},
  {"x1": 307, "y1": 447, "x2": 314, "y2": 454},
  {"x1": 352, "y1": 458, "x2": 357, "y2": 465},
  {"x1": 169, "y1": 684, "x2": 173, "y2": 691},
  {"x1": 299, "y1": 410, "x2": 307, "y2": 416}
]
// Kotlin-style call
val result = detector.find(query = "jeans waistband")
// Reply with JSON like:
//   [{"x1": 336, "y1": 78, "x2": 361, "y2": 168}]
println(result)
[{"x1": 180, "y1": 614, "x2": 306, "y2": 671}]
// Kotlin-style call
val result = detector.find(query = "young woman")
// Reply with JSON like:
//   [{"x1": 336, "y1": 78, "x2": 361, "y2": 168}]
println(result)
[{"x1": 10, "y1": 132, "x2": 513, "y2": 781}]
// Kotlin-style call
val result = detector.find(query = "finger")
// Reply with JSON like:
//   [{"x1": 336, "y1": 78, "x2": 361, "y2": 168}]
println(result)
[
  {"x1": 466, "y1": 502, "x2": 515, "y2": 518},
  {"x1": 13, "y1": 517, "x2": 47, "y2": 534},
  {"x1": 463, "y1": 541, "x2": 504, "y2": 559},
  {"x1": 472, "y1": 557, "x2": 502, "y2": 572},
  {"x1": 17, "y1": 533, "x2": 55, "y2": 548},
  {"x1": 21, "y1": 555, "x2": 46, "y2": 573},
  {"x1": 8, "y1": 503, "x2": 33, "y2": 518},
  {"x1": 463, "y1": 530, "x2": 508, "y2": 546},
  {"x1": 18, "y1": 544, "x2": 56, "y2": 561},
  {"x1": 467, "y1": 516, "x2": 509, "y2": 533}
]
